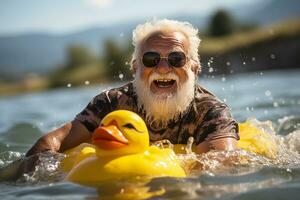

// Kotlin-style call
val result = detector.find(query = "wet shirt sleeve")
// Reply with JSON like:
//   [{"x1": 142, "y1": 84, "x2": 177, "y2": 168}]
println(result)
[
  {"x1": 194, "y1": 103, "x2": 239, "y2": 145},
  {"x1": 75, "y1": 91, "x2": 115, "y2": 133}
]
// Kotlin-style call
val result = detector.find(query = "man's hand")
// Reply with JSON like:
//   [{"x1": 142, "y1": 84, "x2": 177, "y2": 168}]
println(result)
[
  {"x1": 25, "y1": 122, "x2": 72, "y2": 157},
  {"x1": 25, "y1": 134, "x2": 60, "y2": 157},
  {"x1": 194, "y1": 137, "x2": 238, "y2": 154},
  {"x1": 26, "y1": 120, "x2": 91, "y2": 157},
  {"x1": 0, "y1": 120, "x2": 92, "y2": 181}
]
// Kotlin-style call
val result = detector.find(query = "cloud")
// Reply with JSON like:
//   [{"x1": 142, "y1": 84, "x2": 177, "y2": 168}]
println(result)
[{"x1": 85, "y1": 0, "x2": 112, "y2": 7}]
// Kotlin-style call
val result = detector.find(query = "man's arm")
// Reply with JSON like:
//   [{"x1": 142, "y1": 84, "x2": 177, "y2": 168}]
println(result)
[
  {"x1": 192, "y1": 98, "x2": 239, "y2": 154},
  {"x1": 26, "y1": 119, "x2": 91, "y2": 157},
  {"x1": 194, "y1": 138, "x2": 238, "y2": 153}
]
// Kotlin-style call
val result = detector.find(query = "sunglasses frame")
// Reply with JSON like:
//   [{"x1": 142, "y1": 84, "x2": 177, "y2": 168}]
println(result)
[{"x1": 140, "y1": 51, "x2": 189, "y2": 68}]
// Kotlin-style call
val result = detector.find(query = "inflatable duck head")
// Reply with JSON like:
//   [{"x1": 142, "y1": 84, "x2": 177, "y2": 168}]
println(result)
[{"x1": 92, "y1": 110, "x2": 149, "y2": 157}]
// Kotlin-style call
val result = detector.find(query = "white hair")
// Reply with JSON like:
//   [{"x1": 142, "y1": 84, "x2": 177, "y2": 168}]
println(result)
[
  {"x1": 131, "y1": 19, "x2": 201, "y2": 70},
  {"x1": 133, "y1": 67, "x2": 196, "y2": 128}
]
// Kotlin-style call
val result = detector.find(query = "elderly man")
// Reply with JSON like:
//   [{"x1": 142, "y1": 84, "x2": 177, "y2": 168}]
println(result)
[{"x1": 26, "y1": 19, "x2": 239, "y2": 157}]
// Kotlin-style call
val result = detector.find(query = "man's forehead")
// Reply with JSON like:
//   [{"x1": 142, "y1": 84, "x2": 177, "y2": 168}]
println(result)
[{"x1": 141, "y1": 31, "x2": 189, "y2": 52}]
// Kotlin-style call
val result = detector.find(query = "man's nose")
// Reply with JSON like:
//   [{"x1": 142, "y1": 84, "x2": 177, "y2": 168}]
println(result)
[{"x1": 156, "y1": 58, "x2": 173, "y2": 74}]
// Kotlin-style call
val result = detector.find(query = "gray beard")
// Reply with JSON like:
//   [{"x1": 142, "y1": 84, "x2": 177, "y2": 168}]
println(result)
[{"x1": 133, "y1": 69, "x2": 195, "y2": 129}]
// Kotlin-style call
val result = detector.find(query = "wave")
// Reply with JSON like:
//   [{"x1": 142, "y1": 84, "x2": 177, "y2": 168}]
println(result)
[
  {"x1": 1, "y1": 117, "x2": 300, "y2": 189},
  {"x1": 0, "y1": 122, "x2": 43, "y2": 153}
]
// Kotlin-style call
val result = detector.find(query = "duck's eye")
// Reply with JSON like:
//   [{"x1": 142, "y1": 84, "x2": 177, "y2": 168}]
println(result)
[
  {"x1": 123, "y1": 123, "x2": 136, "y2": 130},
  {"x1": 123, "y1": 123, "x2": 143, "y2": 133}
]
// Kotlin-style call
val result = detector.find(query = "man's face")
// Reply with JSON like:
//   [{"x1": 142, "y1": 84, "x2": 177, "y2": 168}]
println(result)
[
  {"x1": 135, "y1": 31, "x2": 193, "y2": 95},
  {"x1": 133, "y1": 30, "x2": 197, "y2": 126}
]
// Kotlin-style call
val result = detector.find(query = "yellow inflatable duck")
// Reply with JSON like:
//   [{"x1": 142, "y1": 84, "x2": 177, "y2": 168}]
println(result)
[
  {"x1": 62, "y1": 110, "x2": 186, "y2": 187},
  {"x1": 62, "y1": 110, "x2": 278, "y2": 186},
  {"x1": 237, "y1": 120, "x2": 277, "y2": 158},
  {"x1": 168, "y1": 121, "x2": 278, "y2": 159}
]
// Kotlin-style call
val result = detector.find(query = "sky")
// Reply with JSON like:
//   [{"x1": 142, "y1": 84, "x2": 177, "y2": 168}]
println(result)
[{"x1": 0, "y1": 0, "x2": 262, "y2": 36}]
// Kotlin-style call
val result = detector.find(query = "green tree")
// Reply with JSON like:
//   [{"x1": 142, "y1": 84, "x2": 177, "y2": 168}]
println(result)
[
  {"x1": 209, "y1": 9, "x2": 236, "y2": 37},
  {"x1": 66, "y1": 45, "x2": 94, "y2": 68},
  {"x1": 103, "y1": 40, "x2": 132, "y2": 80}
]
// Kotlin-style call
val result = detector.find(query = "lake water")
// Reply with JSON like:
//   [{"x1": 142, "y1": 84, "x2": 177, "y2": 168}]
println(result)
[{"x1": 0, "y1": 69, "x2": 300, "y2": 199}]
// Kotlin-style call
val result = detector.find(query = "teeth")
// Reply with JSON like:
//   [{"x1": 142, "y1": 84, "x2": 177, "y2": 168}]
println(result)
[{"x1": 156, "y1": 79, "x2": 173, "y2": 82}]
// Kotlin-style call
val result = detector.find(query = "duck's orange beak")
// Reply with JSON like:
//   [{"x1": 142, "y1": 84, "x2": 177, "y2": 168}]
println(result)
[{"x1": 92, "y1": 120, "x2": 128, "y2": 150}]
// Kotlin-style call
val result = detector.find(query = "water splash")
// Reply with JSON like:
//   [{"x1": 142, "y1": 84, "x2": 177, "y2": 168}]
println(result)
[
  {"x1": 152, "y1": 139, "x2": 174, "y2": 149},
  {"x1": 1, "y1": 118, "x2": 300, "y2": 196},
  {"x1": 151, "y1": 118, "x2": 300, "y2": 180},
  {"x1": 0, "y1": 151, "x2": 23, "y2": 167},
  {"x1": 16, "y1": 152, "x2": 66, "y2": 184}
]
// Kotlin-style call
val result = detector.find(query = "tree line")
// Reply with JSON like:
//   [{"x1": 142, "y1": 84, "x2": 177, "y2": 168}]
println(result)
[{"x1": 54, "y1": 9, "x2": 257, "y2": 84}]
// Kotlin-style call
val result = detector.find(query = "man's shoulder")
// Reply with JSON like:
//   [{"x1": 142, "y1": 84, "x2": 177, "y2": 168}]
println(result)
[
  {"x1": 95, "y1": 82, "x2": 134, "y2": 99},
  {"x1": 88, "y1": 82, "x2": 134, "y2": 106},
  {"x1": 106, "y1": 82, "x2": 134, "y2": 96},
  {"x1": 192, "y1": 83, "x2": 230, "y2": 120}
]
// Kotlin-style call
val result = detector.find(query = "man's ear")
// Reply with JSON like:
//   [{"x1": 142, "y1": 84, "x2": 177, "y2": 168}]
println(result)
[
  {"x1": 131, "y1": 59, "x2": 137, "y2": 73},
  {"x1": 191, "y1": 61, "x2": 201, "y2": 76}
]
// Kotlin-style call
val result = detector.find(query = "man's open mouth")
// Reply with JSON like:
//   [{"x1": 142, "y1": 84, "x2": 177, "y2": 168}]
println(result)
[{"x1": 153, "y1": 79, "x2": 176, "y2": 88}]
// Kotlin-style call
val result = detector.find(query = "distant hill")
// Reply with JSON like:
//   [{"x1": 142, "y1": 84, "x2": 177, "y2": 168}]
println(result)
[
  {"x1": 0, "y1": 23, "x2": 137, "y2": 78},
  {"x1": 0, "y1": 0, "x2": 299, "y2": 79},
  {"x1": 244, "y1": 0, "x2": 300, "y2": 25}
]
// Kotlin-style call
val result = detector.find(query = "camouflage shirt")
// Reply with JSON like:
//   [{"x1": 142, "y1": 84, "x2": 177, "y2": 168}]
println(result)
[{"x1": 75, "y1": 82, "x2": 239, "y2": 145}]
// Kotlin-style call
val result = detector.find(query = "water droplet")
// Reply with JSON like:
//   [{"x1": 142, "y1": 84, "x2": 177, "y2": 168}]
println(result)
[
  {"x1": 206, "y1": 172, "x2": 215, "y2": 176},
  {"x1": 243, "y1": 61, "x2": 246, "y2": 65},
  {"x1": 67, "y1": 83, "x2": 72, "y2": 88},
  {"x1": 119, "y1": 73, "x2": 124, "y2": 80},
  {"x1": 223, "y1": 98, "x2": 227, "y2": 103},
  {"x1": 226, "y1": 61, "x2": 231, "y2": 66},
  {"x1": 252, "y1": 57, "x2": 256, "y2": 61},
  {"x1": 260, "y1": 72, "x2": 264, "y2": 76},
  {"x1": 273, "y1": 102, "x2": 279, "y2": 107},
  {"x1": 208, "y1": 67, "x2": 214, "y2": 73},
  {"x1": 221, "y1": 77, "x2": 226, "y2": 82},
  {"x1": 270, "y1": 54, "x2": 276, "y2": 59},
  {"x1": 246, "y1": 107, "x2": 250, "y2": 111},
  {"x1": 119, "y1": 33, "x2": 124, "y2": 37},
  {"x1": 265, "y1": 90, "x2": 272, "y2": 96},
  {"x1": 286, "y1": 168, "x2": 292, "y2": 172}
]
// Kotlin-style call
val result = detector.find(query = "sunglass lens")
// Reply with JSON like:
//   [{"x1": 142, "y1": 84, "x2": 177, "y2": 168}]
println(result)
[
  {"x1": 142, "y1": 52, "x2": 160, "y2": 67},
  {"x1": 168, "y1": 52, "x2": 186, "y2": 68}
]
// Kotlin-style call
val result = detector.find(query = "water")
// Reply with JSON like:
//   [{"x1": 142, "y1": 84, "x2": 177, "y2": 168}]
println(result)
[{"x1": 0, "y1": 70, "x2": 300, "y2": 199}]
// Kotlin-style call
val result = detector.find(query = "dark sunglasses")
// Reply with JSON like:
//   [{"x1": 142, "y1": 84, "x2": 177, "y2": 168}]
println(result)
[{"x1": 142, "y1": 51, "x2": 187, "y2": 68}]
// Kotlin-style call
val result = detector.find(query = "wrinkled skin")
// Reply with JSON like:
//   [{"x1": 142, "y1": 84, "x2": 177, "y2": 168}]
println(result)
[{"x1": 133, "y1": 31, "x2": 197, "y2": 95}]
